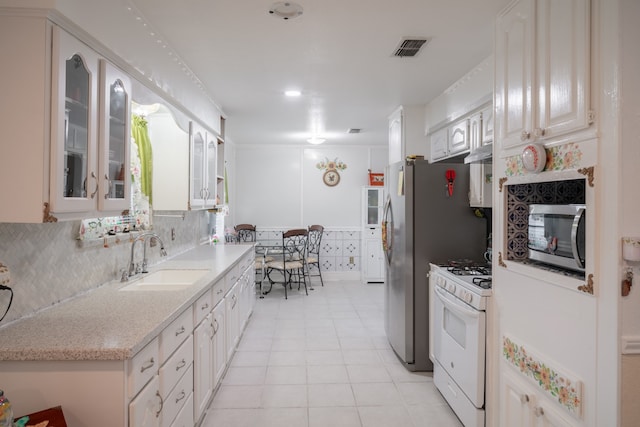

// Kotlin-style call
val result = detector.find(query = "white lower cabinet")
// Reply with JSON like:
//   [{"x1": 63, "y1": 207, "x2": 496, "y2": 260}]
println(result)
[
  {"x1": 501, "y1": 369, "x2": 575, "y2": 427},
  {"x1": 0, "y1": 248, "x2": 256, "y2": 427},
  {"x1": 362, "y1": 227, "x2": 384, "y2": 283},
  {"x1": 212, "y1": 300, "x2": 227, "y2": 387},
  {"x1": 225, "y1": 280, "x2": 240, "y2": 361}
]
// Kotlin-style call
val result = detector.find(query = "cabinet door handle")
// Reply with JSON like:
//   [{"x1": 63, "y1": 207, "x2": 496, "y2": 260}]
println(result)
[
  {"x1": 155, "y1": 391, "x2": 163, "y2": 418},
  {"x1": 216, "y1": 288, "x2": 224, "y2": 295},
  {"x1": 521, "y1": 130, "x2": 531, "y2": 141},
  {"x1": 520, "y1": 394, "x2": 530, "y2": 404},
  {"x1": 176, "y1": 359, "x2": 187, "y2": 371},
  {"x1": 104, "y1": 174, "x2": 112, "y2": 199},
  {"x1": 212, "y1": 318, "x2": 219, "y2": 334},
  {"x1": 534, "y1": 406, "x2": 544, "y2": 417},
  {"x1": 533, "y1": 127, "x2": 546, "y2": 138},
  {"x1": 89, "y1": 171, "x2": 99, "y2": 199},
  {"x1": 175, "y1": 390, "x2": 186, "y2": 404},
  {"x1": 140, "y1": 357, "x2": 155, "y2": 373}
]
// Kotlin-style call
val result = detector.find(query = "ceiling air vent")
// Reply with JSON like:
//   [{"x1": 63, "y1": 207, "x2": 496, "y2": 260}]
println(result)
[
  {"x1": 347, "y1": 128, "x2": 362, "y2": 134},
  {"x1": 393, "y1": 38, "x2": 429, "y2": 57}
]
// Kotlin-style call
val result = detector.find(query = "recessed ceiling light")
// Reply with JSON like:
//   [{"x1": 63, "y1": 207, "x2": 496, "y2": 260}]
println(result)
[
  {"x1": 285, "y1": 90, "x2": 301, "y2": 97},
  {"x1": 307, "y1": 137, "x2": 326, "y2": 145}
]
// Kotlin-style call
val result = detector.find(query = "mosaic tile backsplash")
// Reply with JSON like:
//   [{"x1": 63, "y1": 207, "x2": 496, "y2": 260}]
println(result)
[
  {"x1": 0, "y1": 211, "x2": 209, "y2": 325},
  {"x1": 506, "y1": 179, "x2": 586, "y2": 260}
]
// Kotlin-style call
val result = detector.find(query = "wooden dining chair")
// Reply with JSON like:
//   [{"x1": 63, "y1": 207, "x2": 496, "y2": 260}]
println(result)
[
  {"x1": 264, "y1": 229, "x2": 308, "y2": 299},
  {"x1": 306, "y1": 225, "x2": 324, "y2": 286}
]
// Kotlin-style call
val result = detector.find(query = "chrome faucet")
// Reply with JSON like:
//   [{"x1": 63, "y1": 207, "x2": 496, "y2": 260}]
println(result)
[{"x1": 123, "y1": 232, "x2": 168, "y2": 281}]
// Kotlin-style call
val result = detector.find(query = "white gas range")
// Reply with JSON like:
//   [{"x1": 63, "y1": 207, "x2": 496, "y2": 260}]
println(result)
[{"x1": 429, "y1": 262, "x2": 492, "y2": 427}]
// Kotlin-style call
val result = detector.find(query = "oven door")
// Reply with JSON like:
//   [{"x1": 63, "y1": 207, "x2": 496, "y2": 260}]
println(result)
[{"x1": 433, "y1": 285, "x2": 486, "y2": 407}]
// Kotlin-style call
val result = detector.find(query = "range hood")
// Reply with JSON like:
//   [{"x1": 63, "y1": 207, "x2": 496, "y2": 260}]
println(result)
[{"x1": 464, "y1": 144, "x2": 493, "y2": 164}]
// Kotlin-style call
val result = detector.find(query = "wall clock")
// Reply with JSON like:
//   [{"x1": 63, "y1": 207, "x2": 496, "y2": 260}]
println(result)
[{"x1": 323, "y1": 169, "x2": 340, "y2": 187}]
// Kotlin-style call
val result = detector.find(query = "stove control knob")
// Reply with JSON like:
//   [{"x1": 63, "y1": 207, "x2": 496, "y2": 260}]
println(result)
[
  {"x1": 463, "y1": 292, "x2": 473, "y2": 304},
  {"x1": 447, "y1": 283, "x2": 456, "y2": 293}
]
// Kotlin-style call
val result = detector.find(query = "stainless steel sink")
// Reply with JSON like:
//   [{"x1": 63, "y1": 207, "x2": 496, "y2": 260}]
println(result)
[{"x1": 120, "y1": 269, "x2": 209, "y2": 291}]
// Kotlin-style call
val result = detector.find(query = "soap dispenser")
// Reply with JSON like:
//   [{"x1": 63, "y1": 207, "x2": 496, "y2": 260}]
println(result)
[{"x1": 0, "y1": 389, "x2": 14, "y2": 427}]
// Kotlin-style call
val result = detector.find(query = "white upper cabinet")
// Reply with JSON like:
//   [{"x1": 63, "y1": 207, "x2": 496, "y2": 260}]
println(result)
[
  {"x1": 495, "y1": 0, "x2": 591, "y2": 153},
  {"x1": 388, "y1": 105, "x2": 427, "y2": 164},
  {"x1": 429, "y1": 127, "x2": 449, "y2": 162},
  {"x1": 50, "y1": 27, "x2": 101, "y2": 214},
  {"x1": 99, "y1": 60, "x2": 131, "y2": 212},
  {"x1": 189, "y1": 122, "x2": 217, "y2": 210},
  {"x1": 448, "y1": 118, "x2": 470, "y2": 156}
]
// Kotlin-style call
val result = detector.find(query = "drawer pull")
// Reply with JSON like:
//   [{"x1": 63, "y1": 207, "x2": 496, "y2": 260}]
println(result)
[
  {"x1": 175, "y1": 326, "x2": 186, "y2": 336},
  {"x1": 175, "y1": 390, "x2": 186, "y2": 404},
  {"x1": 520, "y1": 394, "x2": 530, "y2": 404},
  {"x1": 201, "y1": 302, "x2": 210, "y2": 311},
  {"x1": 534, "y1": 406, "x2": 545, "y2": 417},
  {"x1": 176, "y1": 359, "x2": 187, "y2": 371},
  {"x1": 155, "y1": 391, "x2": 163, "y2": 417},
  {"x1": 140, "y1": 358, "x2": 155, "y2": 373},
  {"x1": 216, "y1": 289, "x2": 224, "y2": 295}
]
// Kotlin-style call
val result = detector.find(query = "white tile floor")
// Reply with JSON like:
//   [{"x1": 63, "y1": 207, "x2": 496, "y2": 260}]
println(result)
[{"x1": 200, "y1": 279, "x2": 463, "y2": 427}]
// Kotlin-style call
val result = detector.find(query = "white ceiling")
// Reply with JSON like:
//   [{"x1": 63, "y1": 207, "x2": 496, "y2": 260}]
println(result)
[{"x1": 125, "y1": 0, "x2": 510, "y2": 147}]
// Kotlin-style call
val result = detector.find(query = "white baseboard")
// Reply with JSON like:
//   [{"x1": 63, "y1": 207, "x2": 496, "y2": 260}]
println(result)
[{"x1": 622, "y1": 336, "x2": 640, "y2": 354}]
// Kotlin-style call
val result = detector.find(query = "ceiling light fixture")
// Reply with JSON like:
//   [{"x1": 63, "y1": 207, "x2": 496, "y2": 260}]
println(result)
[
  {"x1": 285, "y1": 90, "x2": 301, "y2": 97},
  {"x1": 307, "y1": 137, "x2": 326, "y2": 145}
]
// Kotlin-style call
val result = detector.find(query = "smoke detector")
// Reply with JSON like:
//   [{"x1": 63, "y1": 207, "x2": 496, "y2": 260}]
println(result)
[{"x1": 269, "y1": 2, "x2": 303, "y2": 20}]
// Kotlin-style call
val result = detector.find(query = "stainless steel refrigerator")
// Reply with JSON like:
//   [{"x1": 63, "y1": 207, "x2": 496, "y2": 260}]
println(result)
[{"x1": 383, "y1": 159, "x2": 486, "y2": 371}]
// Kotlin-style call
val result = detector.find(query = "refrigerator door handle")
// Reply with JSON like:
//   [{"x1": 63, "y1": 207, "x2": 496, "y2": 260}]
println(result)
[{"x1": 382, "y1": 196, "x2": 393, "y2": 264}]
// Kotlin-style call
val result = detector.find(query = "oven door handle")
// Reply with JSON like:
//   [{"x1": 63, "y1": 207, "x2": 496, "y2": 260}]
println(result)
[{"x1": 435, "y1": 286, "x2": 480, "y2": 319}]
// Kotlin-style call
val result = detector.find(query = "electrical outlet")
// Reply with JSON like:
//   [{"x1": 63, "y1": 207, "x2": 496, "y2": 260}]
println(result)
[{"x1": 349, "y1": 256, "x2": 354, "y2": 264}]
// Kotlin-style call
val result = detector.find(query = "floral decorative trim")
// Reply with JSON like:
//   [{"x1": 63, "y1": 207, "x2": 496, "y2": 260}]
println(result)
[
  {"x1": 503, "y1": 336, "x2": 583, "y2": 417},
  {"x1": 316, "y1": 157, "x2": 347, "y2": 172},
  {"x1": 504, "y1": 142, "x2": 583, "y2": 176}
]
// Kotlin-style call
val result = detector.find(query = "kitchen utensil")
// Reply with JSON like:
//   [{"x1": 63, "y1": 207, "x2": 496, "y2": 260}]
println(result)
[{"x1": 445, "y1": 169, "x2": 456, "y2": 196}]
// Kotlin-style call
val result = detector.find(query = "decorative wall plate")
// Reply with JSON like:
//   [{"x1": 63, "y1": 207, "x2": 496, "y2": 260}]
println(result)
[
  {"x1": 521, "y1": 143, "x2": 546, "y2": 173},
  {"x1": 323, "y1": 169, "x2": 340, "y2": 186}
]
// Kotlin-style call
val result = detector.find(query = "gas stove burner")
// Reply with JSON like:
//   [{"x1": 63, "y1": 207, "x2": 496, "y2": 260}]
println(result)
[
  {"x1": 472, "y1": 277, "x2": 492, "y2": 289},
  {"x1": 446, "y1": 263, "x2": 492, "y2": 277}
]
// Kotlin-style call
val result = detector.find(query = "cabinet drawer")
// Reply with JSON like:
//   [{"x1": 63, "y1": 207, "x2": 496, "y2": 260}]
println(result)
[
  {"x1": 129, "y1": 375, "x2": 161, "y2": 427},
  {"x1": 128, "y1": 337, "x2": 159, "y2": 399},
  {"x1": 161, "y1": 364, "x2": 193, "y2": 427},
  {"x1": 160, "y1": 335, "x2": 194, "y2": 399},
  {"x1": 193, "y1": 289, "x2": 213, "y2": 326},
  {"x1": 160, "y1": 307, "x2": 193, "y2": 363},
  {"x1": 238, "y1": 252, "x2": 253, "y2": 272},
  {"x1": 212, "y1": 279, "x2": 226, "y2": 307},
  {"x1": 225, "y1": 265, "x2": 239, "y2": 293},
  {"x1": 171, "y1": 392, "x2": 194, "y2": 427}
]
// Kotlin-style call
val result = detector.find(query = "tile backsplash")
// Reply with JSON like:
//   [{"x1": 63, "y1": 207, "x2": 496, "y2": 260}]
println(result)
[{"x1": 0, "y1": 211, "x2": 208, "y2": 325}]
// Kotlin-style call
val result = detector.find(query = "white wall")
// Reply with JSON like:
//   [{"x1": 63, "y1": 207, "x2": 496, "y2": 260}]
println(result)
[{"x1": 233, "y1": 145, "x2": 387, "y2": 228}]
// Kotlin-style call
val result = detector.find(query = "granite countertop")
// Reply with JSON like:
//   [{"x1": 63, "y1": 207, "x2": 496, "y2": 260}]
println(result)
[{"x1": 0, "y1": 244, "x2": 253, "y2": 362}]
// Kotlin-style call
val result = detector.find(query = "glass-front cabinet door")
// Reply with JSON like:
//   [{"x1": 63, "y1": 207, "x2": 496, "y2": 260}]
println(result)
[
  {"x1": 205, "y1": 136, "x2": 217, "y2": 208},
  {"x1": 51, "y1": 27, "x2": 99, "y2": 213},
  {"x1": 99, "y1": 60, "x2": 131, "y2": 211},
  {"x1": 365, "y1": 187, "x2": 383, "y2": 226},
  {"x1": 190, "y1": 122, "x2": 206, "y2": 209}
]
